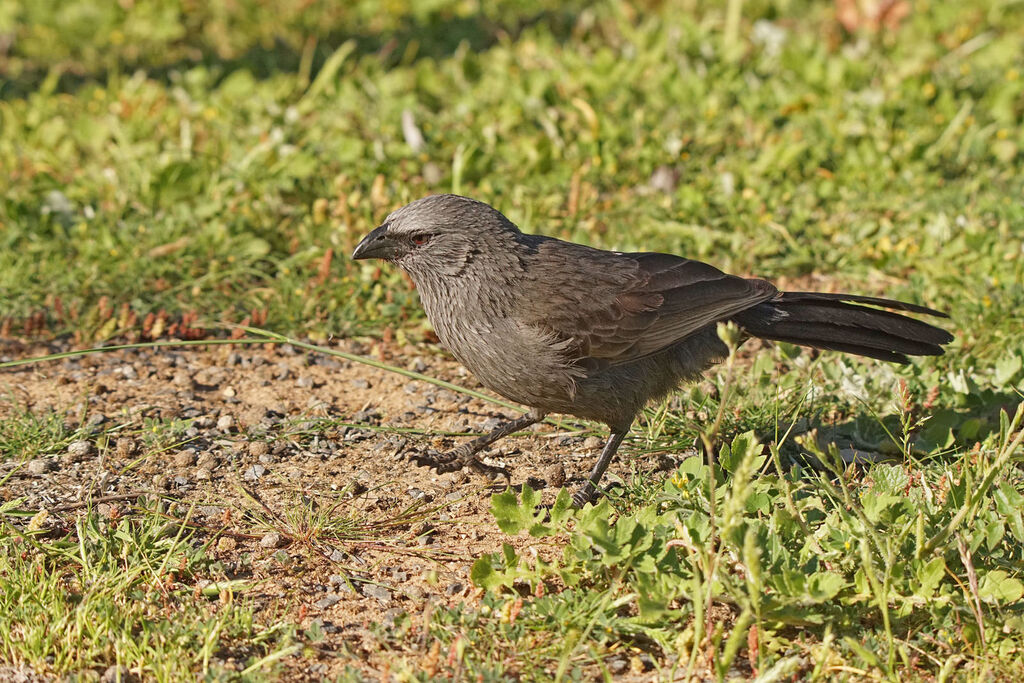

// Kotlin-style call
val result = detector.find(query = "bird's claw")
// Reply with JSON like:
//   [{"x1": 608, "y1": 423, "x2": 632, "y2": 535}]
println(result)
[
  {"x1": 410, "y1": 447, "x2": 510, "y2": 481},
  {"x1": 571, "y1": 483, "x2": 598, "y2": 509}
]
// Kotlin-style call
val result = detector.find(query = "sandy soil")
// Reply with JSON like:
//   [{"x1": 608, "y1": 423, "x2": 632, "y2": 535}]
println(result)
[{"x1": 1, "y1": 337, "x2": 681, "y2": 678}]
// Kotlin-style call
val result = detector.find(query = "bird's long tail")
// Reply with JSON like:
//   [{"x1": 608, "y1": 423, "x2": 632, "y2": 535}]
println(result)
[{"x1": 734, "y1": 292, "x2": 954, "y2": 364}]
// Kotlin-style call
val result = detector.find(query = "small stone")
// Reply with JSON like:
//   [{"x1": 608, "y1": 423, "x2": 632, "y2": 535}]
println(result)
[
  {"x1": 85, "y1": 413, "x2": 107, "y2": 430},
  {"x1": 352, "y1": 409, "x2": 380, "y2": 423},
  {"x1": 226, "y1": 352, "x2": 242, "y2": 366},
  {"x1": 582, "y1": 436, "x2": 604, "y2": 450},
  {"x1": 545, "y1": 464, "x2": 566, "y2": 488},
  {"x1": 260, "y1": 532, "x2": 284, "y2": 548},
  {"x1": 445, "y1": 582, "x2": 464, "y2": 596},
  {"x1": 196, "y1": 452, "x2": 220, "y2": 469},
  {"x1": 117, "y1": 364, "x2": 137, "y2": 380},
  {"x1": 173, "y1": 450, "x2": 196, "y2": 467},
  {"x1": 194, "y1": 416, "x2": 216, "y2": 429},
  {"x1": 66, "y1": 440, "x2": 92, "y2": 461},
  {"x1": 381, "y1": 607, "x2": 404, "y2": 628},
  {"x1": 27, "y1": 458, "x2": 56, "y2": 475},
  {"x1": 248, "y1": 441, "x2": 270, "y2": 458},
  {"x1": 362, "y1": 584, "x2": 392, "y2": 605},
  {"x1": 243, "y1": 464, "x2": 266, "y2": 481},
  {"x1": 114, "y1": 437, "x2": 137, "y2": 458},
  {"x1": 173, "y1": 475, "x2": 189, "y2": 487},
  {"x1": 315, "y1": 594, "x2": 342, "y2": 609},
  {"x1": 296, "y1": 376, "x2": 314, "y2": 389},
  {"x1": 194, "y1": 467, "x2": 212, "y2": 481},
  {"x1": 216, "y1": 537, "x2": 237, "y2": 552},
  {"x1": 216, "y1": 415, "x2": 235, "y2": 432},
  {"x1": 101, "y1": 665, "x2": 131, "y2": 683},
  {"x1": 351, "y1": 378, "x2": 370, "y2": 389}
]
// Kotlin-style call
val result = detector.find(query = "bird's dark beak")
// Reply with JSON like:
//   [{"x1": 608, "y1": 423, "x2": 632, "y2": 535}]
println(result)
[{"x1": 352, "y1": 224, "x2": 399, "y2": 260}]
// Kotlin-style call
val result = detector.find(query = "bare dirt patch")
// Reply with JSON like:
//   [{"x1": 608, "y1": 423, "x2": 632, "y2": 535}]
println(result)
[{"x1": 0, "y1": 338, "x2": 677, "y2": 676}]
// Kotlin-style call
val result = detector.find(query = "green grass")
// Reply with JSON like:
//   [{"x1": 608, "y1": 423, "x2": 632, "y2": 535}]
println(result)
[
  {"x1": 0, "y1": 498, "x2": 297, "y2": 680},
  {"x1": 3, "y1": 0, "x2": 1024, "y2": 679}
]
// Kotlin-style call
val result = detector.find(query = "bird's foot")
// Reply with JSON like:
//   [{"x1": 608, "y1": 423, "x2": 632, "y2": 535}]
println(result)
[
  {"x1": 571, "y1": 482, "x2": 598, "y2": 509},
  {"x1": 410, "y1": 446, "x2": 510, "y2": 480}
]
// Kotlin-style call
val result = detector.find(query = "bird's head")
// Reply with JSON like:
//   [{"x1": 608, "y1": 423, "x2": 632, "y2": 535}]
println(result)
[{"x1": 351, "y1": 194, "x2": 523, "y2": 280}]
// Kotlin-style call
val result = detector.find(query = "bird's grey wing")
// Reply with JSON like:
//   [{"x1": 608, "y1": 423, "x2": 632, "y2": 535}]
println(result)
[{"x1": 516, "y1": 241, "x2": 778, "y2": 366}]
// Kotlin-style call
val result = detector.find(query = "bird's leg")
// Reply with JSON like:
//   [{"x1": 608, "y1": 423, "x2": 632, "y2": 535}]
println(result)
[
  {"x1": 414, "y1": 409, "x2": 545, "y2": 476},
  {"x1": 571, "y1": 429, "x2": 628, "y2": 508}
]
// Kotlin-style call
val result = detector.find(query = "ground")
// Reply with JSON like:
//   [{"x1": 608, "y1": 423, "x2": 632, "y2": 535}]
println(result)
[{"x1": 1, "y1": 337, "x2": 683, "y2": 679}]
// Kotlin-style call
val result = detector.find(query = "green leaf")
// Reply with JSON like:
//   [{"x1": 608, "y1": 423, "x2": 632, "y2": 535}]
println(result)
[
  {"x1": 978, "y1": 570, "x2": 1024, "y2": 606},
  {"x1": 994, "y1": 354, "x2": 1022, "y2": 387},
  {"x1": 861, "y1": 491, "x2": 910, "y2": 525},
  {"x1": 806, "y1": 572, "x2": 845, "y2": 602},
  {"x1": 915, "y1": 557, "x2": 946, "y2": 599}
]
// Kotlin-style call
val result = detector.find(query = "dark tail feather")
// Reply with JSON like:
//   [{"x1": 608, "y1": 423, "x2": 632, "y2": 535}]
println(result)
[{"x1": 735, "y1": 292, "x2": 954, "y2": 364}]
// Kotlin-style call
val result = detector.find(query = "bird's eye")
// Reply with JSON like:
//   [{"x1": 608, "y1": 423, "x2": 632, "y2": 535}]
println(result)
[{"x1": 411, "y1": 234, "x2": 432, "y2": 247}]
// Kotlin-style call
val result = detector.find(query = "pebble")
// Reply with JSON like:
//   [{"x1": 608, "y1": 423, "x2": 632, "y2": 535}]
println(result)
[
  {"x1": 406, "y1": 487, "x2": 428, "y2": 501},
  {"x1": 362, "y1": 584, "x2": 392, "y2": 605},
  {"x1": 101, "y1": 665, "x2": 130, "y2": 683},
  {"x1": 27, "y1": 458, "x2": 56, "y2": 475},
  {"x1": 194, "y1": 468, "x2": 211, "y2": 481},
  {"x1": 196, "y1": 452, "x2": 220, "y2": 469},
  {"x1": 85, "y1": 413, "x2": 107, "y2": 430},
  {"x1": 352, "y1": 409, "x2": 380, "y2": 423},
  {"x1": 114, "y1": 437, "x2": 137, "y2": 458},
  {"x1": 260, "y1": 532, "x2": 284, "y2": 548},
  {"x1": 296, "y1": 376, "x2": 314, "y2": 389},
  {"x1": 545, "y1": 464, "x2": 567, "y2": 488},
  {"x1": 243, "y1": 464, "x2": 266, "y2": 481},
  {"x1": 351, "y1": 378, "x2": 370, "y2": 389},
  {"x1": 173, "y1": 450, "x2": 196, "y2": 467},
  {"x1": 248, "y1": 441, "x2": 270, "y2": 458},
  {"x1": 445, "y1": 582, "x2": 464, "y2": 596},
  {"x1": 381, "y1": 608, "x2": 404, "y2": 628},
  {"x1": 582, "y1": 436, "x2": 604, "y2": 450},
  {"x1": 216, "y1": 537, "x2": 237, "y2": 552},
  {"x1": 315, "y1": 594, "x2": 342, "y2": 609},
  {"x1": 216, "y1": 415, "x2": 235, "y2": 432},
  {"x1": 66, "y1": 440, "x2": 92, "y2": 461}
]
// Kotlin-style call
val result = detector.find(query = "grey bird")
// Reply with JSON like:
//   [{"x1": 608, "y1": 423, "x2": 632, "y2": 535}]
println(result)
[{"x1": 352, "y1": 194, "x2": 953, "y2": 506}]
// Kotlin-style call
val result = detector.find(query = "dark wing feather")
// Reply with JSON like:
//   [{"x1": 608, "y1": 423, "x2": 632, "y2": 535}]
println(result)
[{"x1": 515, "y1": 238, "x2": 777, "y2": 366}]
